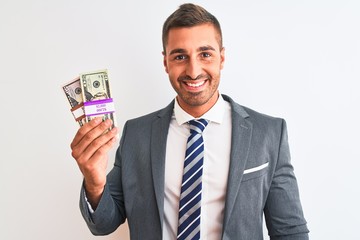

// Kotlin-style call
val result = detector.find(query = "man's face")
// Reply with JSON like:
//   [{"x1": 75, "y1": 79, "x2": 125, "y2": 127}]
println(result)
[{"x1": 163, "y1": 23, "x2": 225, "y2": 116}]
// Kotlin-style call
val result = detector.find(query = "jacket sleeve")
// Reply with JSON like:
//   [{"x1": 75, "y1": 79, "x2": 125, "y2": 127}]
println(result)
[{"x1": 264, "y1": 119, "x2": 309, "y2": 239}]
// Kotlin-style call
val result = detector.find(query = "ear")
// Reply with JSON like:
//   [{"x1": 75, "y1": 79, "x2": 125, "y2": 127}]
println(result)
[
  {"x1": 162, "y1": 51, "x2": 169, "y2": 73},
  {"x1": 220, "y1": 47, "x2": 225, "y2": 70}
]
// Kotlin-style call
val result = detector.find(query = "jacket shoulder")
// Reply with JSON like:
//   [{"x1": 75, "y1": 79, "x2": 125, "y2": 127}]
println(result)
[
  {"x1": 242, "y1": 105, "x2": 284, "y2": 124},
  {"x1": 223, "y1": 94, "x2": 285, "y2": 128}
]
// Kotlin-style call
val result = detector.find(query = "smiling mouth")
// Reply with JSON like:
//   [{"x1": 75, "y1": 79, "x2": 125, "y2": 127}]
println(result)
[{"x1": 184, "y1": 80, "x2": 206, "y2": 88}]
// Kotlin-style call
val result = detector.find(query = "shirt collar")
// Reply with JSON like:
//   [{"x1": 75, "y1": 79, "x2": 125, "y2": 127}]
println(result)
[{"x1": 174, "y1": 93, "x2": 226, "y2": 126}]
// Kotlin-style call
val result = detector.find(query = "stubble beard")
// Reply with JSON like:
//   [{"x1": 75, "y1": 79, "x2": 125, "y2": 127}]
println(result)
[{"x1": 176, "y1": 75, "x2": 220, "y2": 108}]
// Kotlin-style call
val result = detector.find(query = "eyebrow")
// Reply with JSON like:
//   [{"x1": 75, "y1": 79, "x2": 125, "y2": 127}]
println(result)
[
  {"x1": 169, "y1": 45, "x2": 216, "y2": 55},
  {"x1": 169, "y1": 48, "x2": 187, "y2": 55},
  {"x1": 198, "y1": 45, "x2": 216, "y2": 52}
]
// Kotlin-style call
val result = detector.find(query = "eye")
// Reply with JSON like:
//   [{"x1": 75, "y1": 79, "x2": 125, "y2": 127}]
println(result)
[
  {"x1": 201, "y1": 52, "x2": 211, "y2": 58},
  {"x1": 174, "y1": 55, "x2": 187, "y2": 60}
]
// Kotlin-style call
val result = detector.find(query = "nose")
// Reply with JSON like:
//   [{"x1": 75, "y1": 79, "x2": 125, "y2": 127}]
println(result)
[{"x1": 185, "y1": 58, "x2": 202, "y2": 80}]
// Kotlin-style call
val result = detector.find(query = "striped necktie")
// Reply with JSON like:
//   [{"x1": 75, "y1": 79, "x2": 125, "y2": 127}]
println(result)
[{"x1": 177, "y1": 119, "x2": 209, "y2": 240}]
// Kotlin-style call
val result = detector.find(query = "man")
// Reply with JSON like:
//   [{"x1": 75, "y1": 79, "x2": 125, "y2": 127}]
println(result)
[{"x1": 71, "y1": 3, "x2": 309, "y2": 239}]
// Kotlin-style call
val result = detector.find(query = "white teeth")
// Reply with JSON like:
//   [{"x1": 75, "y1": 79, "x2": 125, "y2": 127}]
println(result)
[{"x1": 186, "y1": 81, "x2": 205, "y2": 87}]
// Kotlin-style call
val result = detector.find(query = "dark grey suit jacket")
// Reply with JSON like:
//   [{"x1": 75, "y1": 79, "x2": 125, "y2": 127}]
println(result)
[{"x1": 80, "y1": 95, "x2": 309, "y2": 239}]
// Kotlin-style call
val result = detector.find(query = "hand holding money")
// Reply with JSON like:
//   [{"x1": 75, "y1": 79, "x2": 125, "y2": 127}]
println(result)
[
  {"x1": 63, "y1": 69, "x2": 119, "y2": 208},
  {"x1": 71, "y1": 117, "x2": 118, "y2": 209}
]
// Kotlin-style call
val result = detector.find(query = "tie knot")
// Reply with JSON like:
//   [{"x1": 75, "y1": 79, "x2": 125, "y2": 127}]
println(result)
[{"x1": 189, "y1": 119, "x2": 209, "y2": 134}]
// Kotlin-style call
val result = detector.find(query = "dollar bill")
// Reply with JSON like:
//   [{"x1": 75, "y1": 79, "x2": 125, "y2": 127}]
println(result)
[
  {"x1": 80, "y1": 69, "x2": 116, "y2": 129},
  {"x1": 62, "y1": 77, "x2": 86, "y2": 126}
]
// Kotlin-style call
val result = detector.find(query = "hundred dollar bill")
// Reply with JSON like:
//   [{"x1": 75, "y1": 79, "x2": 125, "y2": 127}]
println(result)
[
  {"x1": 62, "y1": 77, "x2": 86, "y2": 126},
  {"x1": 80, "y1": 69, "x2": 116, "y2": 129}
]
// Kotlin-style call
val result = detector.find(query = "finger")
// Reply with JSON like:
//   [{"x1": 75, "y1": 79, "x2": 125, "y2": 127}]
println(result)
[
  {"x1": 71, "y1": 119, "x2": 113, "y2": 160},
  {"x1": 87, "y1": 134, "x2": 118, "y2": 166},
  {"x1": 80, "y1": 134, "x2": 118, "y2": 185},
  {"x1": 71, "y1": 117, "x2": 102, "y2": 149},
  {"x1": 78, "y1": 119, "x2": 114, "y2": 152},
  {"x1": 77, "y1": 126, "x2": 118, "y2": 163}
]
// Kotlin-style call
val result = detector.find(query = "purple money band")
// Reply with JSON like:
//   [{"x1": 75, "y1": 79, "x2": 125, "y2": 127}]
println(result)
[{"x1": 84, "y1": 98, "x2": 115, "y2": 117}]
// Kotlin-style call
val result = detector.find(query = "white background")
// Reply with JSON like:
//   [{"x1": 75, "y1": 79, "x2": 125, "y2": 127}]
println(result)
[{"x1": 1, "y1": 0, "x2": 359, "y2": 239}]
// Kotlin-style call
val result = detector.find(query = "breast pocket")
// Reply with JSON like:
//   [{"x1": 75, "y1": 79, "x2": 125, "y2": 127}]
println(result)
[{"x1": 241, "y1": 162, "x2": 269, "y2": 182}]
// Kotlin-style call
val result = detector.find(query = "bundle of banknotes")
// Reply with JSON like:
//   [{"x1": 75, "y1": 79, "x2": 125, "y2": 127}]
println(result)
[{"x1": 62, "y1": 69, "x2": 116, "y2": 128}]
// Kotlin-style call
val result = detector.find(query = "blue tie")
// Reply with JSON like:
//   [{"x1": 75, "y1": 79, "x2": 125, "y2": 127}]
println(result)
[{"x1": 177, "y1": 119, "x2": 209, "y2": 240}]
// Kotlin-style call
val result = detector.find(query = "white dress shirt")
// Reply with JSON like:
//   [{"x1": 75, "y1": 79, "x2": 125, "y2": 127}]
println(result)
[{"x1": 163, "y1": 94, "x2": 232, "y2": 240}]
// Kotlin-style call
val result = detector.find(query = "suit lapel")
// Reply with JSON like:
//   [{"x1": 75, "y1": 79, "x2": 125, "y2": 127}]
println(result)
[
  {"x1": 150, "y1": 101, "x2": 174, "y2": 232},
  {"x1": 221, "y1": 95, "x2": 253, "y2": 233}
]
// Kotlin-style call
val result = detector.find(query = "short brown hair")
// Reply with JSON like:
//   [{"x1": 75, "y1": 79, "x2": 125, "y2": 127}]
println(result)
[{"x1": 162, "y1": 3, "x2": 223, "y2": 53}]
